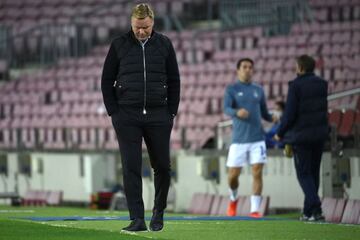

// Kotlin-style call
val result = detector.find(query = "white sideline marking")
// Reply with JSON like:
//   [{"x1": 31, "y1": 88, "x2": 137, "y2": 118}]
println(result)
[
  {"x1": 0, "y1": 210, "x2": 35, "y2": 213},
  {"x1": 36, "y1": 221, "x2": 155, "y2": 239}
]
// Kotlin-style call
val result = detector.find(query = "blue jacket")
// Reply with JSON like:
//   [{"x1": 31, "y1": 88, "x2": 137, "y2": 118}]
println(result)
[
  {"x1": 224, "y1": 80, "x2": 273, "y2": 143},
  {"x1": 277, "y1": 73, "x2": 328, "y2": 144},
  {"x1": 265, "y1": 123, "x2": 285, "y2": 148}
]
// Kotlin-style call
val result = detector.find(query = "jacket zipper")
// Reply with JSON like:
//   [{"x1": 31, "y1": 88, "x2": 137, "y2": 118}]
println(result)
[{"x1": 141, "y1": 39, "x2": 149, "y2": 115}]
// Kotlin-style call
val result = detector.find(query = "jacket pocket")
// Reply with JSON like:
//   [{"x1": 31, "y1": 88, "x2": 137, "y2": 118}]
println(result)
[
  {"x1": 115, "y1": 81, "x2": 143, "y2": 105},
  {"x1": 146, "y1": 82, "x2": 168, "y2": 106}
]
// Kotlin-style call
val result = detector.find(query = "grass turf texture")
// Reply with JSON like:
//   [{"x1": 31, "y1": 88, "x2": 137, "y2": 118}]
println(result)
[{"x1": 1, "y1": 206, "x2": 359, "y2": 240}]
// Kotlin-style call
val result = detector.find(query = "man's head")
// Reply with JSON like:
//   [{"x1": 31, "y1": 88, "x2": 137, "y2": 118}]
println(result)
[
  {"x1": 236, "y1": 58, "x2": 254, "y2": 83},
  {"x1": 296, "y1": 55, "x2": 315, "y2": 76},
  {"x1": 131, "y1": 3, "x2": 154, "y2": 41},
  {"x1": 273, "y1": 101, "x2": 285, "y2": 118},
  {"x1": 275, "y1": 101, "x2": 285, "y2": 112}
]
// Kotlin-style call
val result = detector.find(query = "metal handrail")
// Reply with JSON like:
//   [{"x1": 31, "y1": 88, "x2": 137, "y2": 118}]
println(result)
[
  {"x1": 327, "y1": 88, "x2": 360, "y2": 101},
  {"x1": 216, "y1": 87, "x2": 360, "y2": 149}
]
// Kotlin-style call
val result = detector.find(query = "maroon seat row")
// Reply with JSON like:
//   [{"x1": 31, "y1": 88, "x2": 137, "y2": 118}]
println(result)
[{"x1": 188, "y1": 193, "x2": 270, "y2": 217}]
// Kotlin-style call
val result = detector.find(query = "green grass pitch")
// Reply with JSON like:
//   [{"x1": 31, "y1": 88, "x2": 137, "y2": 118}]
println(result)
[{"x1": 0, "y1": 205, "x2": 359, "y2": 240}]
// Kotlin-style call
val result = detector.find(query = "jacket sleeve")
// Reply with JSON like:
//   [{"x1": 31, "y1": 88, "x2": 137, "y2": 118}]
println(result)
[
  {"x1": 101, "y1": 41, "x2": 119, "y2": 116},
  {"x1": 166, "y1": 39, "x2": 180, "y2": 116},
  {"x1": 260, "y1": 89, "x2": 273, "y2": 122},
  {"x1": 223, "y1": 86, "x2": 237, "y2": 117},
  {"x1": 277, "y1": 81, "x2": 298, "y2": 138}
]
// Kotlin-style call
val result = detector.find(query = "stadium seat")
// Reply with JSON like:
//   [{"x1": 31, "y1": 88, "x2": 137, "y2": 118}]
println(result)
[
  {"x1": 338, "y1": 109, "x2": 356, "y2": 137},
  {"x1": 188, "y1": 192, "x2": 205, "y2": 214},
  {"x1": 322, "y1": 197, "x2": 337, "y2": 222},
  {"x1": 328, "y1": 110, "x2": 343, "y2": 131},
  {"x1": 259, "y1": 196, "x2": 270, "y2": 216},
  {"x1": 22, "y1": 190, "x2": 41, "y2": 206},
  {"x1": 198, "y1": 194, "x2": 214, "y2": 215},
  {"x1": 332, "y1": 198, "x2": 347, "y2": 223},
  {"x1": 355, "y1": 111, "x2": 360, "y2": 125},
  {"x1": 20, "y1": 190, "x2": 32, "y2": 206},
  {"x1": 104, "y1": 129, "x2": 118, "y2": 150},
  {"x1": 341, "y1": 199, "x2": 360, "y2": 224},
  {"x1": 35, "y1": 191, "x2": 50, "y2": 206},
  {"x1": 209, "y1": 195, "x2": 223, "y2": 215},
  {"x1": 21, "y1": 190, "x2": 63, "y2": 206},
  {"x1": 236, "y1": 196, "x2": 249, "y2": 216},
  {"x1": 235, "y1": 196, "x2": 269, "y2": 216},
  {"x1": 46, "y1": 191, "x2": 63, "y2": 206},
  {"x1": 217, "y1": 196, "x2": 231, "y2": 216}
]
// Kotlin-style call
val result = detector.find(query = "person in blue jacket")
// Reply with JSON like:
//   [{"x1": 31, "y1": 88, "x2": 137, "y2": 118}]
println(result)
[
  {"x1": 275, "y1": 55, "x2": 328, "y2": 221},
  {"x1": 224, "y1": 58, "x2": 277, "y2": 218},
  {"x1": 265, "y1": 101, "x2": 285, "y2": 149}
]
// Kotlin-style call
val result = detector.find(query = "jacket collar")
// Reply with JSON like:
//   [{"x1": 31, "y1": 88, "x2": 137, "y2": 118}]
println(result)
[
  {"x1": 128, "y1": 30, "x2": 156, "y2": 44},
  {"x1": 294, "y1": 72, "x2": 315, "y2": 81},
  {"x1": 298, "y1": 72, "x2": 315, "y2": 78},
  {"x1": 300, "y1": 73, "x2": 315, "y2": 77}
]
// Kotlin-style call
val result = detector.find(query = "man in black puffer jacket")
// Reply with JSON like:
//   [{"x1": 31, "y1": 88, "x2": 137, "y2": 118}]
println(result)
[
  {"x1": 101, "y1": 3, "x2": 180, "y2": 232},
  {"x1": 275, "y1": 55, "x2": 328, "y2": 222}
]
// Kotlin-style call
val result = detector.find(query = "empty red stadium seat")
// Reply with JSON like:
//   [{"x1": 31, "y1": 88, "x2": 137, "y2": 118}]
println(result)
[
  {"x1": 22, "y1": 190, "x2": 52, "y2": 206},
  {"x1": 21, "y1": 190, "x2": 38, "y2": 206},
  {"x1": 332, "y1": 198, "x2": 347, "y2": 223},
  {"x1": 259, "y1": 196, "x2": 270, "y2": 216},
  {"x1": 235, "y1": 196, "x2": 269, "y2": 217},
  {"x1": 355, "y1": 111, "x2": 360, "y2": 125},
  {"x1": 236, "y1": 196, "x2": 249, "y2": 216},
  {"x1": 209, "y1": 195, "x2": 222, "y2": 215},
  {"x1": 198, "y1": 194, "x2": 214, "y2": 215},
  {"x1": 328, "y1": 110, "x2": 343, "y2": 130},
  {"x1": 46, "y1": 191, "x2": 63, "y2": 206},
  {"x1": 341, "y1": 199, "x2": 360, "y2": 224},
  {"x1": 217, "y1": 196, "x2": 231, "y2": 216},
  {"x1": 338, "y1": 109, "x2": 356, "y2": 137},
  {"x1": 322, "y1": 197, "x2": 337, "y2": 222},
  {"x1": 188, "y1": 193, "x2": 207, "y2": 215}
]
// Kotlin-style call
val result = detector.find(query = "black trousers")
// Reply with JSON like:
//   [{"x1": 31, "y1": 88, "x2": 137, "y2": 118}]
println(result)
[
  {"x1": 111, "y1": 106, "x2": 173, "y2": 220},
  {"x1": 293, "y1": 142, "x2": 324, "y2": 217}
]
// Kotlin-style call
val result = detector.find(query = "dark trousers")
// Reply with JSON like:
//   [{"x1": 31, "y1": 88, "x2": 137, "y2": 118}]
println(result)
[
  {"x1": 111, "y1": 106, "x2": 173, "y2": 220},
  {"x1": 293, "y1": 142, "x2": 324, "y2": 217}
]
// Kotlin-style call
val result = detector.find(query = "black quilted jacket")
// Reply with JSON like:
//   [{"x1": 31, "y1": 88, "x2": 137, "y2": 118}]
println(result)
[{"x1": 101, "y1": 30, "x2": 180, "y2": 116}]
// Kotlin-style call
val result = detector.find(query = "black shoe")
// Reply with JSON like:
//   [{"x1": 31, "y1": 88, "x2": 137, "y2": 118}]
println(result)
[
  {"x1": 149, "y1": 209, "x2": 164, "y2": 232},
  {"x1": 121, "y1": 219, "x2": 147, "y2": 232},
  {"x1": 309, "y1": 213, "x2": 325, "y2": 222}
]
